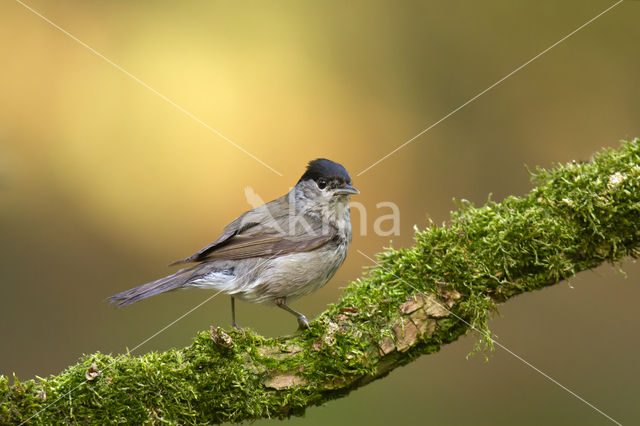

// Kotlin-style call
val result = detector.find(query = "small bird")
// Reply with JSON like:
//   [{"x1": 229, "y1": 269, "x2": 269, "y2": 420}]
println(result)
[{"x1": 108, "y1": 159, "x2": 359, "y2": 330}]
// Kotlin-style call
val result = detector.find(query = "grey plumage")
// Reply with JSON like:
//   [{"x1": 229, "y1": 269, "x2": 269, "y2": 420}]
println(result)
[
  {"x1": 109, "y1": 266, "x2": 201, "y2": 307},
  {"x1": 108, "y1": 158, "x2": 358, "y2": 329}
]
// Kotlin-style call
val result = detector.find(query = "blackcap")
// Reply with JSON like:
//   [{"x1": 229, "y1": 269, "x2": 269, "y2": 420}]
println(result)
[{"x1": 109, "y1": 159, "x2": 359, "y2": 330}]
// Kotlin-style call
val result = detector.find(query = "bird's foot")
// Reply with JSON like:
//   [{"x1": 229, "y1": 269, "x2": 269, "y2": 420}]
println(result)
[
  {"x1": 232, "y1": 321, "x2": 246, "y2": 336},
  {"x1": 296, "y1": 315, "x2": 310, "y2": 330}
]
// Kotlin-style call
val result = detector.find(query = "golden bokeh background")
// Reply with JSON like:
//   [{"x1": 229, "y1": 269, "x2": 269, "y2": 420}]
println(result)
[{"x1": 1, "y1": 1, "x2": 639, "y2": 424}]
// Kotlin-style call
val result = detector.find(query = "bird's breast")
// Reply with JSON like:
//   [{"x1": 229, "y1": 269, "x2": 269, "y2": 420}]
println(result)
[{"x1": 234, "y1": 243, "x2": 348, "y2": 304}]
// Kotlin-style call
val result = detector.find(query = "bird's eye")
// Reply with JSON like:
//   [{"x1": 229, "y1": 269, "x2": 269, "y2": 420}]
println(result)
[{"x1": 317, "y1": 178, "x2": 327, "y2": 190}]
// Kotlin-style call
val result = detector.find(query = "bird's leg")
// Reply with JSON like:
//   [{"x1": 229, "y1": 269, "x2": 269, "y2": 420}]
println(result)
[
  {"x1": 231, "y1": 296, "x2": 243, "y2": 332},
  {"x1": 274, "y1": 297, "x2": 310, "y2": 329}
]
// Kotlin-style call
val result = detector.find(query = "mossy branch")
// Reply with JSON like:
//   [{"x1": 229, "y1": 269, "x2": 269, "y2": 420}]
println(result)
[{"x1": 3, "y1": 140, "x2": 640, "y2": 424}]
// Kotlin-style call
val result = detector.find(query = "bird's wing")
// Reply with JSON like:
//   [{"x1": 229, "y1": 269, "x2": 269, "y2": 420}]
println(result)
[
  {"x1": 191, "y1": 231, "x2": 333, "y2": 261},
  {"x1": 170, "y1": 195, "x2": 335, "y2": 264},
  {"x1": 168, "y1": 228, "x2": 241, "y2": 266}
]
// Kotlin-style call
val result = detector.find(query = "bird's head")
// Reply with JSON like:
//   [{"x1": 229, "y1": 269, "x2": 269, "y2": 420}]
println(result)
[
  {"x1": 297, "y1": 157, "x2": 358, "y2": 197},
  {"x1": 292, "y1": 158, "x2": 359, "y2": 227}
]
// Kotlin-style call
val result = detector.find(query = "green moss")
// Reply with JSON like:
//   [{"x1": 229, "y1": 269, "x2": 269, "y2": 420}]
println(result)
[{"x1": 2, "y1": 139, "x2": 640, "y2": 424}]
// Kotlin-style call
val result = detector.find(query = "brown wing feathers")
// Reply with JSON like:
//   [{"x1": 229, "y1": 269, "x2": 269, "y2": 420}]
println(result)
[
  {"x1": 195, "y1": 233, "x2": 332, "y2": 261},
  {"x1": 170, "y1": 195, "x2": 334, "y2": 265}
]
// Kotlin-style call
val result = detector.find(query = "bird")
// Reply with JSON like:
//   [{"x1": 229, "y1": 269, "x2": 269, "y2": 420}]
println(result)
[{"x1": 108, "y1": 158, "x2": 359, "y2": 330}]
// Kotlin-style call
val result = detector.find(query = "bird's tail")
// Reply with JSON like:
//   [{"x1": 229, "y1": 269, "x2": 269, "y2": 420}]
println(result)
[{"x1": 108, "y1": 266, "x2": 200, "y2": 307}]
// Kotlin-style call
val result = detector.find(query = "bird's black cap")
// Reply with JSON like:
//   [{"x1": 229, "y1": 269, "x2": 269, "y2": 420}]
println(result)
[{"x1": 298, "y1": 158, "x2": 352, "y2": 184}]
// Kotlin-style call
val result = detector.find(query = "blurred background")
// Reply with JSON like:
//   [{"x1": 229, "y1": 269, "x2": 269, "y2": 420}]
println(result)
[{"x1": 1, "y1": 0, "x2": 639, "y2": 424}]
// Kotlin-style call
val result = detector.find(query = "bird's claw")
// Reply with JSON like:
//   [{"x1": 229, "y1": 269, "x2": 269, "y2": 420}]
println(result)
[
  {"x1": 232, "y1": 322, "x2": 246, "y2": 336},
  {"x1": 297, "y1": 315, "x2": 310, "y2": 330}
]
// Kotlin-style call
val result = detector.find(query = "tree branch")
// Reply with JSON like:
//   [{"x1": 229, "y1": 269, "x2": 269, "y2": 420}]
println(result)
[{"x1": 3, "y1": 139, "x2": 639, "y2": 424}]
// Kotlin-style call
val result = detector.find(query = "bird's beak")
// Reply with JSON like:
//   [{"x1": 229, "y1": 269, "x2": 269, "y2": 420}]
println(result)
[{"x1": 334, "y1": 184, "x2": 360, "y2": 196}]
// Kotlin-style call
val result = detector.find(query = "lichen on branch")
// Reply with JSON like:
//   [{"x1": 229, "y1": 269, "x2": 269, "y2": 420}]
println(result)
[{"x1": 2, "y1": 139, "x2": 639, "y2": 424}]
